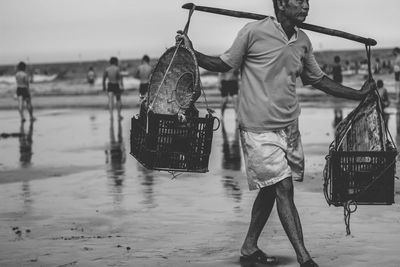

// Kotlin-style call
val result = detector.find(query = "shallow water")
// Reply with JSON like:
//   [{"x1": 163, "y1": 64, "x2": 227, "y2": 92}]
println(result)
[{"x1": 0, "y1": 106, "x2": 399, "y2": 266}]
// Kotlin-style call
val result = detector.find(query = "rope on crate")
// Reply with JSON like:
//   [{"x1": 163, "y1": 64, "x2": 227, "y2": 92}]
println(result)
[
  {"x1": 339, "y1": 45, "x2": 370, "y2": 235},
  {"x1": 198, "y1": 75, "x2": 221, "y2": 131},
  {"x1": 324, "y1": 44, "x2": 397, "y2": 235},
  {"x1": 148, "y1": 42, "x2": 183, "y2": 114},
  {"x1": 344, "y1": 200, "x2": 357, "y2": 235},
  {"x1": 168, "y1": 171, "x2": 183, "y2": 179},
  {"x1": 323, "y1": 154, "x2": 331, "y2": 205}
]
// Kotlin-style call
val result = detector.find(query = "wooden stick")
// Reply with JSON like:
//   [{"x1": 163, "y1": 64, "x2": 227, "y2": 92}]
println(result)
[{"x1": 182, "y1": 3, "x2": 377, "y2": 46}]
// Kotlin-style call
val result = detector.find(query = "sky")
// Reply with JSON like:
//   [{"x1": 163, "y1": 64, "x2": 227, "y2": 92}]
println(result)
[{"x1": 1, "y1": 0, "x2": 400, "y2": 65}]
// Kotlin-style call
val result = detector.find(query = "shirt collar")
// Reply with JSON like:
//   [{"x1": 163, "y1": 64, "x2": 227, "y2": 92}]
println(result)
[{"x1": 270, "y1": 17, "x2": 299, "y2": 43}]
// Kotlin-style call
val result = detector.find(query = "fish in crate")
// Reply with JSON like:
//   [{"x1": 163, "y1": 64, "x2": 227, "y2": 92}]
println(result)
[
  {"x1": 130, "y1": 40, "x2": 219, "y2": 174},
  {"x1": 324, "y1": 78, "x2": 397, "y2": 234}
]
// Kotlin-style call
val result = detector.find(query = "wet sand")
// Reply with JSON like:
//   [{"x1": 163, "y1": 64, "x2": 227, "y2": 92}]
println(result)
[{"x1": 0, "y1": 105, "x2": 400, "y2": 267}]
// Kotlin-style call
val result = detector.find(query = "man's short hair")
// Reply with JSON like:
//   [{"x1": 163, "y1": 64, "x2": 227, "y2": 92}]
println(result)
[
  {"x1": 393, "y1": 47, "x2": 400, "y2": 55},
  {"x1": 377, "y1": 79, "x2": 384, "y2": 88},
  {"x1": 142, "y1": 55, "x2": 150, "y2": 63},
  {"x1": 109, "y1": 57, "x2": 119, "y2": 65},
  {"x1": 17, "y1": 61, "x2": 26, "y2": 71},
  {"x1": 334, "y1": 56, "x2": 341, "y2": 63},
  {"x1": 272, "y1": 0, "x2": 288, "y2": 16}
]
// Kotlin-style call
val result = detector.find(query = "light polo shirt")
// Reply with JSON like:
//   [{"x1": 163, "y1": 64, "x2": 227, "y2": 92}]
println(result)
[{"x1": 220, "y1": 17, "x2": 324, "y2": 132}]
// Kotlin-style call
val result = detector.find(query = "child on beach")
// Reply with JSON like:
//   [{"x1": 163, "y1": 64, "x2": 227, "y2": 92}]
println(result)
[
  {"x1": 15, "y1": 61, "x2": 35, "y2": 122},
  {"x1": 103, "y1": 57, "x2": 124, "y2": 120},
  {"x1": 87, "y1": 66, "x2": 96, "y2": 85},
  {"x1": 134, "y1": 55, "x2": 152, "y2": 101}
]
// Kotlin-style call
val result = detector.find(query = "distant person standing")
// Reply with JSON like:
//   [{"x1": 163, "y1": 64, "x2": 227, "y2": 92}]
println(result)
[
  {"x1": 103, "y1": 57, "x2": 124, "y2": 120},
  {"x1": 332, "y1": 56, "x2": 343, "y2": 83},
  {"x1": 15, "y1": 61, "x2": 35, "y2": 122},
  {"x1": 87, "y1": 66, "x2": 96, "y2": 85},
  {"x1": 332, "y1": 56, "x2": 343, "y2": 127},
  {"x1": 134, "y1": 55, "x2": 152, "y2": 101},
  {"x1": 377, "y1": 79, "x2": 390, "y2": 126},
  {"x1": 219, "y1": 68, "x2": 240, "y2": 120},
  {"x1": 393, "y1": 47, "x2": 400, "y2": 102},
  {"x1": 374, "y1": 58, "x2": 381, "y2": 74}
]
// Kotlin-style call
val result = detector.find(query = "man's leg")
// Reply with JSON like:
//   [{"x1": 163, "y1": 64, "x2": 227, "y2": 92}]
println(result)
[
  {"x1": 221, "y1": 96, "x2": 228, "y2": 119},
  {"x1": 108, "y1": 92, "x2": 114, "y2": 118},
  {"x1": 241, "y1": 185, "x2": 276, "y2": 255},
  {"x1": 26, "y1": 98, "x2": 35, "y2": 121},
  {"x1": 275, "y1": 177, "x2": 311, "y2": 264},
  {"x1": 232, "y1": 94, "x2": 238, "y2": 119},
  {"x1": 18, "y1": 96, "x2": 25, "y2": 121},
  {"x1": 116, "y1": 95, "x2": 122, "y2": 120}
]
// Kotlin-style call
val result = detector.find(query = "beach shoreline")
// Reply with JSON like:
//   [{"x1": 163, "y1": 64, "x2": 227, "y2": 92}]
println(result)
[{"x1": 1, "y1": 88, "x2": 396, "y2": 111}]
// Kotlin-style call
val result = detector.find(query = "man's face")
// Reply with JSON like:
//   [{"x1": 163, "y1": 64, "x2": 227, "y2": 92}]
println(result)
[{"x1": 280, "y1": 0, "x2": 310, "y2": 23}]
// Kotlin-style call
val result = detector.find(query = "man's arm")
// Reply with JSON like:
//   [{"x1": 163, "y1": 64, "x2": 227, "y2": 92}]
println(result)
[
  {"x1": 118, "y1": 71, "x2": 124, "y2": 90},
  {"x1": 102, "y1": 71, "x2": 107, "y2": 91},
  {"x1": 177, "y1": 32, "x2": 231, "y2": 73},
  {"x1": 312, "y1": 75, "x2": 373, "y2": 100},
  {"x1": 194, "y1": 51, "x2": 231, "y2": 73}
]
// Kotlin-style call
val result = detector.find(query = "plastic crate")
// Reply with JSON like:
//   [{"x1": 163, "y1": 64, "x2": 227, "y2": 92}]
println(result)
[
  {"x1": 130, "y1": 110, "x2": 217, "y2": 173},
  {"x1": 325, "y1": 150, "x2": 396, "y2": 206}
]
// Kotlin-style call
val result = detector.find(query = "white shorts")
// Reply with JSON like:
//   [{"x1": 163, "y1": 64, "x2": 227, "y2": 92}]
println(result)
[{"x1": 240, "y1": 119, "x2": 304, "y2": 190}]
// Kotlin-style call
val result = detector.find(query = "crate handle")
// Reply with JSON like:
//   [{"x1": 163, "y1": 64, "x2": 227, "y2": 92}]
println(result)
[{"x1": 212, "y1": 116, "x2": 221, "y2": 131}]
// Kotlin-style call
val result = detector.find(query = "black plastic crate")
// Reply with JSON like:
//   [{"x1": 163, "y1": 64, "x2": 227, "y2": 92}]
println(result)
[
  {"x1": 130, "y1": 111, "x2": 217, "y2": 173},
  {"x1": 325, "y1": 150, "x2": 396, "y2": 206}
]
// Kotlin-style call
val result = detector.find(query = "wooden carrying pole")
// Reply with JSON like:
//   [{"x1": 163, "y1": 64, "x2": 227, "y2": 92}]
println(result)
[{"x1": 182, "y1": 3, "x2": 377, "y2": 46}]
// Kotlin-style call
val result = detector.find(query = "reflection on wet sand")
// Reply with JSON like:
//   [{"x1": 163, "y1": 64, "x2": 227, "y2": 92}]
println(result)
[
  {"x1": 137, "y1": 164, "x2": 156, "y2": 208},
  {"x1": 19, "y1": 120, "x2": 34, "y2": 167},
  {"x1": 105, "y1": 117, "x2": 126, "y2": 205},
  {"x1": 221, "y1": 120, "x2": 242, "y2": 203},
  {"x1": 221, "y1": 120, "x2": 241, "y2": 171},
  {"x1": 333, "y1": 108, "x2": 343, "y2": 128},
  {"x1": 21, "y1": 181, "x2": 33, "y2": 214},
  {"x1": 18, "y1": 120, "x2": 34, "y2": 213}
]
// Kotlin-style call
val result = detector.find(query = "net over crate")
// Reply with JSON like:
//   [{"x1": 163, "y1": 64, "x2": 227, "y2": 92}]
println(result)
[
  {"x1": 324, "y1": 45, "x2": 397, "y2": 235},
  {"x1": 147, "y1": 6, "x2": 201, "y2": 115},
  {"x1": 147, "y1": 45, "x2": 201, "y2": 115},
  {"x1": 130, "y1": 6, "x2": 219, "y2": 174}
]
